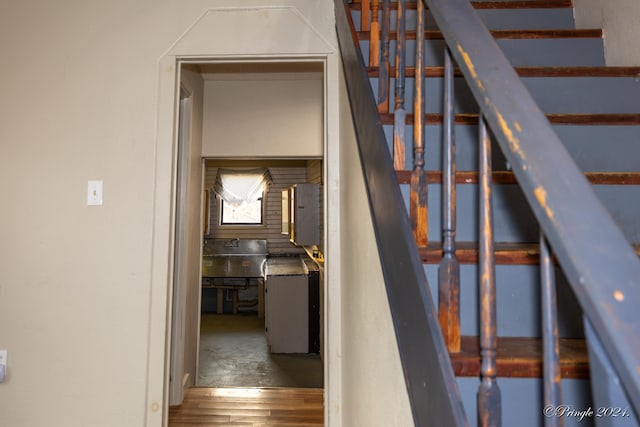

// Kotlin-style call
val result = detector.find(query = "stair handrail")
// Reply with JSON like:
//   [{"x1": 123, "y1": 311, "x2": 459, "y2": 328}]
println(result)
[
  {"x1": 335, "y1": 1, "x2": 469, "y2": 426},
  {"x1": 425, "y1": 0, "x2": 640, "y2": 414}
]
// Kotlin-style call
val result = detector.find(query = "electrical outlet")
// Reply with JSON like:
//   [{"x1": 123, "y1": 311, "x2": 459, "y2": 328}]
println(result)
[{"x1": 0, "y1": 350, "x2": 6, "y2": 365}]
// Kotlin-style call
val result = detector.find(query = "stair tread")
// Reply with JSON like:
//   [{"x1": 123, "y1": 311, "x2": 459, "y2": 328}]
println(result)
[
  {"x1": 368, "y1": 66, "x2": 640, "y2": 78},
  {"x1": 421, "y1": 242, "x2": 539, "y2": 265},
  {"x1": 396, "y1": 170, "x2": 640, "y2": 185},
  {"x1": 451, "y1": 336, "x2": 589, "y2": 378},
  {"x1": 380, "y1": 113, "x2": 640, "y2": 125},
  {"x1": 467, "y1": 0, "x2": 573, "y2": 9},
  {"x1": 419, "y1": 242, "x2": 640, "y2": 264},
  {"x1": 357, "y1": 28, "x2": 602, "y2": 40},
  {"x1": 349, "y1": 1, "x2": 574, "y2": 11}
]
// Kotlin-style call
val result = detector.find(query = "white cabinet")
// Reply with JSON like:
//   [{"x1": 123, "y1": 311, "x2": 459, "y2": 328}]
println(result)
[
  {"x1": 265, "y1": 274, "x2": 309, "y2": 353},
  {"x1": 265, "y1": 257, "x2": 309, "y2": 353},
  {"x1": 282, "y1": 184, "x2": 320, "y2": 246}
]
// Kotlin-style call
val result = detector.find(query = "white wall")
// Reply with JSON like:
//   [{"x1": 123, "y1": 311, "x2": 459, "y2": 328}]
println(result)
[
  {"x1": 0, "y1": 1, "x2": 341, "y2": 426},
  {"x1": 337, "y1": 59, "x2": 414, "y2": 426},
  {"x1": 202, "y1": 76, "x2": 323, "y2": 158},
  {"x1": 203, "y1": 161, "x2": 308, "y2": 254},
  {"x1": 0, "y1": 0, "x2": 413, "y2": 424},
  {"x1": 574, "y1": 0, "x2": 640, "y2": 65}
]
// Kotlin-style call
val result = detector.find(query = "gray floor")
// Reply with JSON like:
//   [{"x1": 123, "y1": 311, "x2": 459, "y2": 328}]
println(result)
[{"x1": 197, "y1": 313, "x2": 323, "y2": 388}]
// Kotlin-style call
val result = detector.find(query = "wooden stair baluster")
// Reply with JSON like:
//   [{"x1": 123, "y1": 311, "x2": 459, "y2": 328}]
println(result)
[
  {"x1": 478, "y1": 117, "x2": 502, "y2": 427},
  {"x1": 393, "y1": 0, "x2": 407, "y2": 170},
  {"x1": 411, "y1": 0, "x2": 427, "y2": 247},
  {"x1": 361, "y1": 0, "x2": 371, "y2": 32},
  {"x1": 439, "y1": 47, "x2": 461, "y2": 353},
  {"x1": 540, "y1": 233, "x2": 564, "y2": 427},
  {"x1": 369, "y1": 0, "x2": 380, "y2": 67},
  {"x1": 377, "y1": 0, "x2": 391, "y2": 113}
]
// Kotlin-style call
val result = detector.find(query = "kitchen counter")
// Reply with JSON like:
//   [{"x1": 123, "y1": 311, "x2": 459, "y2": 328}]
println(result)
[
  {"x1": 264, "y1": 255, "x2": 314, "y2": 354},
  {"x1": 265, "y1": 256, "x2": 308, "y2": 276}
]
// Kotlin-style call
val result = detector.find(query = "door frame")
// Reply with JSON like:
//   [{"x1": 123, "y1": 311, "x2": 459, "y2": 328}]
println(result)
[
  {"x1": 168, "y1": 86, "x2": 193, "y2": 406},
  {"x1": 148, "y1": 53, "x2": 343, "y2": 427}
]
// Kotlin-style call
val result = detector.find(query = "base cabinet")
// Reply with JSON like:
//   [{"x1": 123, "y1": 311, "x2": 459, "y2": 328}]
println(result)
[
  {"x1": 265, "y1": 273, "x2": 309, "y2": 353},
  {"x1": 264, "y1": 256, "x2": 320, "y2": 354}
]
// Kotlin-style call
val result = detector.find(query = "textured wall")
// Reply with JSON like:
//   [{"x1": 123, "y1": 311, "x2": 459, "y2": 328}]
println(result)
[
  {"x1": 202, "y1": 76, "x2": 323, "y2": 158},
  {"x1": 204, "y1": 162, "x2": 308, "y2": 254},
  {"x1": 0, "y1": 1, "x2": 340, "y2": 426},
  {"x1": 337, "y1": 59, "x2": 414, "y2": 427},
  {"x1": 574, "y1": 0, "x2": 640, "y2": 65}
]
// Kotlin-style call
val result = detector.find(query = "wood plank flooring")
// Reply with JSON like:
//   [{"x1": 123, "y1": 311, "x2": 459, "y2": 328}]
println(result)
[{"x1": 168, "y1": 387, "x2": 324, "y2": 426}]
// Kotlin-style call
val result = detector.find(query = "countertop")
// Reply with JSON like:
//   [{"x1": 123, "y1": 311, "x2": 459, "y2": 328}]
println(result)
[{"x1": 265, "y1": 256, "x2": 308, "y2": 276}]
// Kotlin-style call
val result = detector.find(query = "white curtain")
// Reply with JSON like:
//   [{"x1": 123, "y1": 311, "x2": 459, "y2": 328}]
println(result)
[{"x1": 213, "y1": 168, "x2": 272, "y2": 208}]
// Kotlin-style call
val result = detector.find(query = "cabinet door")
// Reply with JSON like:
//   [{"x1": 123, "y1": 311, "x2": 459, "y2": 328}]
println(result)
[
  {"x1": 265, "y1": 275, "x2": 309, "y2": 353},
  {"x1": 290, "y1": 184, "x2": 319, "y2": 246},
  {"x1": 280, "y1": 189, "x2": 289, "y2": 235},
  {"x1": 265, "y1": 280, "x2": 271, "y2": 345}
]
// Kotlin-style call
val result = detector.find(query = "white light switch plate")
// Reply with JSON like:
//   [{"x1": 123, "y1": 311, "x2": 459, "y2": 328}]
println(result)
[
  {"x1": 0, "y1": 350, "x2": 6, "y2": 383},
  {"x1": 87, "y1": 180, "x2": 103, "y2": 206}
]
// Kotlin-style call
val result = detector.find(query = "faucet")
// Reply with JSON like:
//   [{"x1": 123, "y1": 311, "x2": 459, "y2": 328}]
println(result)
[{"x1": 224, "y1": 237, "x2": 240, "y2": 248}]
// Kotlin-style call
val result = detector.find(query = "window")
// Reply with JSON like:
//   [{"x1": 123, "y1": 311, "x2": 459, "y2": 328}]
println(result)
[
  {"x1": 214, "y1": 168, "x2": 272, "y2": 225},
  {"x1": 220, "y1": 189, "x2": 262, "y2": 224}
]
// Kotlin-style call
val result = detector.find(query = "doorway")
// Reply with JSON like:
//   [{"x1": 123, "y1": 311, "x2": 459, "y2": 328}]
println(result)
[
  {"x1": 198, "y1": 158, "x2": 324, "y2": 389},
  {"x1": 169, "y1": 60, "x2": 326, "y2": 404}
]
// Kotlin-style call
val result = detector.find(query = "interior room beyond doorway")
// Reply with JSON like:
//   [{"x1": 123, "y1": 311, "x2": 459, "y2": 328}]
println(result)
[
  {"x1": 198, "y1": 157, "x2": 325, "y2": 389},
  {"x1": 170, "y1": 60, "x2": 326, "y2": 406}
]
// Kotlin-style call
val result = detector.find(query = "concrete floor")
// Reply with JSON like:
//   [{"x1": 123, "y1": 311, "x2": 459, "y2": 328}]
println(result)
[{"x1": 197, "y1": 313, "x2": 323, "y2": 388}]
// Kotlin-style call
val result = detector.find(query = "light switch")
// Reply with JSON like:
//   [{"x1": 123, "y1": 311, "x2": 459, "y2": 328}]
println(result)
[
  {"x1": 87, "y1": 180, "x2": 103, "y2": 206},
  {"x1": 0, "y1": 350, "x2": 6, "y2": 384}
]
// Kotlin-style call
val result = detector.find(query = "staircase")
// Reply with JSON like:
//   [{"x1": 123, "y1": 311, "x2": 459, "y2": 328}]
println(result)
[{"x1": 339, "y1": 0, "x2": 640, "y2": 425}]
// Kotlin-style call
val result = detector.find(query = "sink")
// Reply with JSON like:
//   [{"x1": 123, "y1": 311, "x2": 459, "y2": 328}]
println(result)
[
  {"x1": 202, "y1": 254, "x2": 266, "y2": 278},
  {"x1": 203, "y1": 238, "x2": 267, "y2": 256},
  {"x1": 202, "y1": 239, "x2": 267, "y2": 278}
]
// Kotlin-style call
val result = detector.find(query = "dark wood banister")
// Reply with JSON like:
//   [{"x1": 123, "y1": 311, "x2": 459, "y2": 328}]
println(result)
[{"x1": 335, "y1": 1, "x2": 469, "y2": 426}]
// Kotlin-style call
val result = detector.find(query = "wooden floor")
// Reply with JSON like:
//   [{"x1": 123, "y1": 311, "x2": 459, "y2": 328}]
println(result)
[{"x1": 168, "y1": 387, "x2": 324, "y2": 426}]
